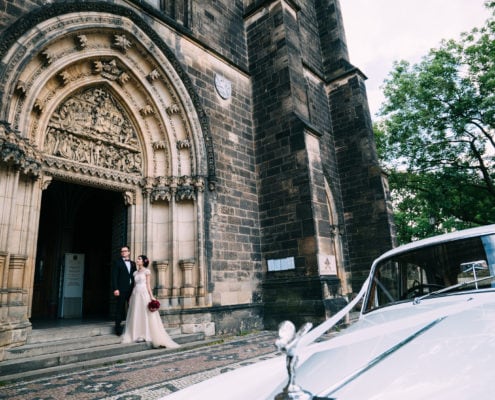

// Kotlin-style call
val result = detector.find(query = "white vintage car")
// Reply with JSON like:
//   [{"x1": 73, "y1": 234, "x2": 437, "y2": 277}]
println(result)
[{"x1": 163, "y1": 224, "x2": 495, "y2": 400}]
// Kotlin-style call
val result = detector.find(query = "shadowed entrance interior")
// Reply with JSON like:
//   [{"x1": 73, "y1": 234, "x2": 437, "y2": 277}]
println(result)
[{"x1": 31, "y1": 180, "x2": 127, "y2": 322}]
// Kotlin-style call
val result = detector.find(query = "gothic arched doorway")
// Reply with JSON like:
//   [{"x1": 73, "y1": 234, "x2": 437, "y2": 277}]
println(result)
[
  {"x1": 0, "y1": 7, "x2": 214, "y2": 349},
  {"x1": 32, "y1": 181, "x2": 126, "y2": 321}
]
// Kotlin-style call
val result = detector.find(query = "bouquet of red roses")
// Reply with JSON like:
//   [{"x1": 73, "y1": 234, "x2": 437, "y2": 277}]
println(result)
[{"x1": 148, "y1": 299, "x2": 160, "y2": 312}]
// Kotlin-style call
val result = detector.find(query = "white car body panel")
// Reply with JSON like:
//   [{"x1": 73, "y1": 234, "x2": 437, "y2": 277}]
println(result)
[{"x1": 163, "y1": 225, "x2": 495, "y2": 400}]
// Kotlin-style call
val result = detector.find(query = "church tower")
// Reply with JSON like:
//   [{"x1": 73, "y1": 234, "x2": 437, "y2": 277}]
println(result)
[{"x1": 246, "y1": 0, "x2": 395, "y2": 327}]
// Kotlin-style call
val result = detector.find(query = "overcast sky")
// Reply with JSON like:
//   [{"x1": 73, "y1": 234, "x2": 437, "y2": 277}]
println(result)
[{"x1": 339, "y1": 0, "x2": 492, "y2": 118}]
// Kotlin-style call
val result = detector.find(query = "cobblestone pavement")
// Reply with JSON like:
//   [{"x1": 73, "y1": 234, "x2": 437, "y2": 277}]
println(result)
[{"x1": 0, "y1": 331, "x2": 281, "y2": 400}]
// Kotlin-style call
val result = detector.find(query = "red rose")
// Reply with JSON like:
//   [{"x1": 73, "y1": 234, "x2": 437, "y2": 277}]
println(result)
[{"x1": 148, "y1": 299, "x2": 160, "y2": 312}]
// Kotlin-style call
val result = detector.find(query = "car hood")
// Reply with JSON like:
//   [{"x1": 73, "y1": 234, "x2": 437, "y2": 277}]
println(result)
[{"x1": 162, "y1": 292, "x2": 495, "y2": 400}]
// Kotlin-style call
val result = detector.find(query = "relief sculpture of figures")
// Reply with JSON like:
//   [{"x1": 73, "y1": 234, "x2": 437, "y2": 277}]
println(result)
[{"x1": 43, "y1": 86, "x2": 142, "y2": 174}]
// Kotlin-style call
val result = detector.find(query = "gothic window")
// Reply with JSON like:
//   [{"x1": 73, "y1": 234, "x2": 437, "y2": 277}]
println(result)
[
  {"x1": 161, "y1": 0, "x2": 191, "y2": 28},
  {"x1": 325, "y1": 179, "x2": 351, "y2": 295}
]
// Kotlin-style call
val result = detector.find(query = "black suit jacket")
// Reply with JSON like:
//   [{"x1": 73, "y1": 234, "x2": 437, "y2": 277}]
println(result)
[{"x1": 111, "y1": 258, "x2": 137, "y2": 293}]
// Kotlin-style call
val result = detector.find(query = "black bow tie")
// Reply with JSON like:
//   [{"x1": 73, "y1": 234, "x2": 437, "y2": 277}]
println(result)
[{"x1": 124, "y1": 259, "x2": 130, "y2": 262}]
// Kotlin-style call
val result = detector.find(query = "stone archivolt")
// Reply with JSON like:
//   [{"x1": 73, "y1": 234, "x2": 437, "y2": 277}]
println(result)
[
  {"x1": 0, "y1": 10, "x2": 216, "y2": 186},
  {"x1": 3, "y1": 28, "x2": 191, "y2": 181}
]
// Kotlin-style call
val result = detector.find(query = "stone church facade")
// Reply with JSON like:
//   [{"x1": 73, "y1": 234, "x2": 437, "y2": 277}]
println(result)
[{"x1": 0, "y1": 0, "x2": 394, "y2": 356}]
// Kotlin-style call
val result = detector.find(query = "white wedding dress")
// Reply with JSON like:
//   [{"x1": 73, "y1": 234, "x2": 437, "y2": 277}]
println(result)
[{"x1": 121, "y1": 268, "x2": 180, "y2": 348}]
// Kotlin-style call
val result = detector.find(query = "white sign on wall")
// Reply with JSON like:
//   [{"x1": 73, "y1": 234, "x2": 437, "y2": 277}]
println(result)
[
  {"x1": 318, "y1": 254, "x2": 337, "y2": 275},
  {"x1": 267, "y1": 257, "x2": 295, "y2": 272},
  {"x1": 61, "y1": 253, "x2": 85, "y2": 318}
]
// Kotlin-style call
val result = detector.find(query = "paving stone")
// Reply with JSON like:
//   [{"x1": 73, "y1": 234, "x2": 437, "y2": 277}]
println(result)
[{"x1": 0, "y1": 331, "x2": 280, "y2": 400}]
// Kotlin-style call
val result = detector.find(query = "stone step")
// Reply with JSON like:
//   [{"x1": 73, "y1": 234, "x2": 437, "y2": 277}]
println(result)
[
  {"x1": 4, "y1": 334, "x2": 122, "y2": 360},
  {"x1": 0, "y1": 321, "x2": 206, "y2": 383},
  {"x1": 26, "y1": 321, "x2": 182, "y2": 344},
  {"x1": 26, "y1": 321, "x2": 115, "y2": 344},
  {"x1": 0, "y1": 340, "x2": 150, "y2": 377}
]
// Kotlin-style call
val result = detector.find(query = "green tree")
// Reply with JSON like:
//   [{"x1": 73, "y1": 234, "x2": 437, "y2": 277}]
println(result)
[{"x1": 376, "y1": 1, "x2": 495, "y2": 244}]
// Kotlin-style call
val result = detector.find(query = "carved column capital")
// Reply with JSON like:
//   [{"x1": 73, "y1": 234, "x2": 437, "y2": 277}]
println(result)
[
  {"x1": 123, "y1": 191, "x2": 135, "y2": 206},
  {"x1": 40, "y1": 175, "x2": 53, "y2": 190}
]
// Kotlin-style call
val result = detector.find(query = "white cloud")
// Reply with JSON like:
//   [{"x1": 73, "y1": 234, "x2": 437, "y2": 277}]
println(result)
[{"x1": 340, "y1": 0, "x2": 491, "y2": 117}]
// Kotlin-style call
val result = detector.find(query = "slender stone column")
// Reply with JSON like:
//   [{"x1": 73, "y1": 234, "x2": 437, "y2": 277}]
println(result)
[
  {"x1": 179, "y1": 259, "x2": 195, "y2": 296},
  {"x1": 154, "y1": 260, "x2": 170, "y2": 298},
  {"x1": 0, "y1": 252, "x2": 8, "y2": 321}
]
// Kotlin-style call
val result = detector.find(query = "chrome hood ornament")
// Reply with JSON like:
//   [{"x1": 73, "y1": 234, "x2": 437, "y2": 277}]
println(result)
[
  {"x1": 274, "y1": 320, "x2": 313, "y2": 400},
  {"x1": 273, "y1": 278, "x2": 370, "y2": 400}
]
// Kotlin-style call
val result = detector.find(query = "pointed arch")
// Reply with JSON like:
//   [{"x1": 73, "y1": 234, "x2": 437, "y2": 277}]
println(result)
[
  {"x1": 0, "y1": 5, "x2": 216, "y2": 329},
  {"x1": 324, "y1": 178, "x2": 351, "y2": 296},
  {"x1": 0, "y1": 2, "x2": 216, "y2": 186}
]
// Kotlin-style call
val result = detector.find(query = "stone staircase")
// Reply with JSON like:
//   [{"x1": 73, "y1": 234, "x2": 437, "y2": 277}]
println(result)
[{"x1": 0, "y1": 320, "x2": 207, "y2": 383}]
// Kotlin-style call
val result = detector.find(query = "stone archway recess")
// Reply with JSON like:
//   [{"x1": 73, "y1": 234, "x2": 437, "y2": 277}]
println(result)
[{"x1": 0, "y1": 9, "x2": 214, "y2": 351}]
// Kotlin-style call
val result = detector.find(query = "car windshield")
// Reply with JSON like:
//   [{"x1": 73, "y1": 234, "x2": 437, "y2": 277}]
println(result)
[{"x1": 363, "y1": 233, "x2": 495, "y2": 312}]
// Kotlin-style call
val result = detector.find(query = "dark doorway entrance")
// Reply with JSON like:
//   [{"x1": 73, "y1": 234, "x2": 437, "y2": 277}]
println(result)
[{"x1": 32, "y1": 180, "x2": 127, "y2": 321}]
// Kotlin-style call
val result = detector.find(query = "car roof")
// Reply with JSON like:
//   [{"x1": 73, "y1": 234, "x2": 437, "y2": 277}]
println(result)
[{"x1": 372, "y1": 224, "x2": 495, "y2": 267}]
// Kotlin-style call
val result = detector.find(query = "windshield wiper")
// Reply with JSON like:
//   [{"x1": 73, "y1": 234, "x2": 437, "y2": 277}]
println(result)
[{"x1": 413, "y1": 274, "x2": 495, "y2": 305}]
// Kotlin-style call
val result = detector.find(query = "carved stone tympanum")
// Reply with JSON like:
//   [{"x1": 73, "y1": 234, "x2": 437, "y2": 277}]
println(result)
[{"x1": 43, "y1": 86, "x2": 142, "y2": 174}]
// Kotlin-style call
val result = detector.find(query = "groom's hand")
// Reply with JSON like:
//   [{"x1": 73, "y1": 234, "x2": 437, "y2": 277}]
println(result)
[{"x1": 114, "y1": 290, "x2": 120, "y2": 296}]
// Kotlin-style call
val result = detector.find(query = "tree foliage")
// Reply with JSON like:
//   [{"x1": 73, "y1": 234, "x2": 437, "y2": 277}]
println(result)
[{"x1": 376, "y1": 1, "x2": 495, "y2": 244}]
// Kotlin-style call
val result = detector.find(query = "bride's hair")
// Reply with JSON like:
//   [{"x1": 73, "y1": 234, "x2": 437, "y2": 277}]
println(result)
[{"x1": 139, "y1": 255, "x2": 149, "y2": 267}]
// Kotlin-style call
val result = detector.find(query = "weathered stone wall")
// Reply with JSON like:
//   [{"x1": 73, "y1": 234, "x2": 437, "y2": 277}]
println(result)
[
  {"x1": 0, "y1": 0, "x2": 44, "y2": 32},
  {"x1": 245, "y1": 0, "x2": 395, "y2": 327},
  {"x1": 328, "y1": 73, "x2": 396, "y2": 289}
]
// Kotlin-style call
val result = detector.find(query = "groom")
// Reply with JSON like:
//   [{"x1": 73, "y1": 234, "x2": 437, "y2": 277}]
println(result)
[{"x1": 111, "y1": 245, "x2": 137, "y2": 336}]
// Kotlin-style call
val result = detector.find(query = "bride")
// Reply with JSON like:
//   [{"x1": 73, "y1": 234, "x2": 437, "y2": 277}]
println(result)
[{"x1": 121, "y1": 255, "x2": 180, "y2": 349}]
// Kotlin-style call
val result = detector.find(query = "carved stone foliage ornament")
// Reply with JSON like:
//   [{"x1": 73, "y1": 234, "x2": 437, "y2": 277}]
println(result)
[
  {"x1": 146, "y1": 175, "x2": 205, "y2": 203},
  {"x1": 43, "y1": 86, "x2": 142, "y2": 175},
  {"x1": 0, "y1": 122, "x2": 42, "y2": 178},
  {"x1": 93, "y1": 59, "x2": 130, "y2": 85},
  {"x1": 75, "y1": 34, "x2": 88, "y2": 50},
  {"x1": 113, "y1": 34, "x2": 132, "y2": 53}
]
